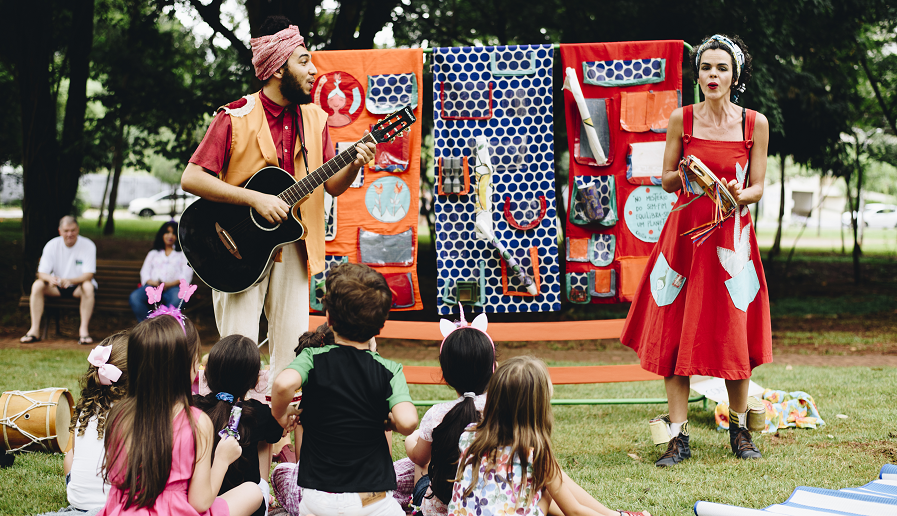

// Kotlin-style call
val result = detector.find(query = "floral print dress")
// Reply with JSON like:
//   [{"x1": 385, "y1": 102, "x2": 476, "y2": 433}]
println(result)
[{"x1": 447, "y1": 428, "x2": 543, "y2": 516}]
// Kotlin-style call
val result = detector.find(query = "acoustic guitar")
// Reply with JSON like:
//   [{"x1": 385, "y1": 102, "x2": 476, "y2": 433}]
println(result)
[{"x1": 179, "y1": 107, "x2": 416, "y2": 293}]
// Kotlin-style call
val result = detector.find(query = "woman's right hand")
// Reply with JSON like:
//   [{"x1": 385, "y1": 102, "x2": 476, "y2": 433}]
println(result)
[{"x1": 214, "y1": 435, "x2": 243, "y2": 465}]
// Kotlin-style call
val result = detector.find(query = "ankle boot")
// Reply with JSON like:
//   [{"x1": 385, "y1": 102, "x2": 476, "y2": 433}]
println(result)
[
  {"x1": 655, "y1": 422, "x2": 691, "y2": 467},
  {"x1": 729, "y1": 424, "x2": 762, "y2": 459}
]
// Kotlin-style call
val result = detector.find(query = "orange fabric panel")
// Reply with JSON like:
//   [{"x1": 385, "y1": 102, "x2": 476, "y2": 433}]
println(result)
[
  {"x1": 618, "y1": 256, "x2": 649, "y2": 301},
  {"x1": 311, "y1": 49, "x2": 424, "y2": 311},
  {"x1": 308, "y1": 315, "x2": 626, "y2": 341},
  {"x1": 648, "y1": 90, "x2": 679, "y2": 132},
  {"x1": 568, "y1": 238, "x2": 590, "y2": 261},
  {"x1": 404, "y1": 364, "x2": 660, "y2": 385},
  {"x1": 592, "y1": 269, "x2": 612, "y2": 293},
  {"x1": 620, "y1": 91, "x2": 650, "y2": 132}
]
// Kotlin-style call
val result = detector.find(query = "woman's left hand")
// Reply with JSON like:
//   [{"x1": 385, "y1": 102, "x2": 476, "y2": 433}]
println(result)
[{"x1": 726, "y1": 179, "x2": 745, "y2": 205}]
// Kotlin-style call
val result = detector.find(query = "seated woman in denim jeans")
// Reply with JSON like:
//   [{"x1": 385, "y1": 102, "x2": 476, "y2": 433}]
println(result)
[{"x1": 129, "y1": 221, "x2": 193, "y2": 321}]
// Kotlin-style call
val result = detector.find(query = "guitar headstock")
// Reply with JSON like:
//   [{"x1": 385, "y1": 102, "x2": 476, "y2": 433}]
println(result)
[{"x1": 371, "y1": 107, "x2": 417, "y2": 143}]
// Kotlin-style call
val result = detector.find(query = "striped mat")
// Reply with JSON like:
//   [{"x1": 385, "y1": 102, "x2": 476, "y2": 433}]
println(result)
[{"x1": 693, "y1": 465, "x2": 897, "y2": 516}]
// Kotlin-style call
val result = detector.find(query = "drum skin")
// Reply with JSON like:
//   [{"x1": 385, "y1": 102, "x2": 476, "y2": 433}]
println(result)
[{"x1": 1, "y1": 388, "x2": 74, "y2": 453}]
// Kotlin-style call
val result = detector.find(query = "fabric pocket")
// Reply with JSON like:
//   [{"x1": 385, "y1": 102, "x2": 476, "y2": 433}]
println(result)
[
  {"x1": 649, "y1": 252, "x2": 687, "y2": 307},
  {"x1": 437, "y1": 156, "x2": 471, "y2": 195},
  {"x1": 589, "y1": 269, "x2": 616, "y2": 298},
  {"x1": 309, "y1": 256, "x2": 348, "y2": 312},
  {"x1": 501, "y1": 246, "x2": 540, "y2": 297},
  {"x1": 384, "y1": 272, "x2": 416, "y2": 308},
  {"x1": 490, "y1": 48, "x2": 537, "y2": 76},
  {"x1": 440, "y1": 81, "x2": 493, "y2": 120},
  {"x1": 566, "y1": 272, "x2": 591, "y2": 304},
  {"x1": 589, "y1": 234, "x2": 615, "y2": 267},
  {"x1": 566, "y1": 238, "x2": 590, "y2": 263},
  {"x1": 488, "y1": 135, "x2": 528, "y2": 172},
  {"x1": 357, "y1": 227, "x2": 414, "y2": 267},
  {"x1": 582, "y1": 58, "x2": 665, "y2": 87},
  {"x1": 503, "y1": 195, "x2": 546, "y2": 231},
  {"x1": 573, "y1": 98, "x2": 613, "y2": 167},
  {"x1": 620, "y1": 90, "x2": 681, "y2": 133},
  {"x1": 626, "y1": 141, "x2": 666, "y2": 185},
  {"x1": 569, "y1": 175, "x2": 617, "y2": 227},
  {"x1": 724, "y1": 259, "x2": 760, "y2": 312},
  {"x1": 371, "y1": 123, "x2": 410, "y2": 173},
  {"x1": 366, "y1": 73, "x2": 418, "y2": 114},
  {"x1": 618, "y1": 256, "x2": 650, "y2": 302}
]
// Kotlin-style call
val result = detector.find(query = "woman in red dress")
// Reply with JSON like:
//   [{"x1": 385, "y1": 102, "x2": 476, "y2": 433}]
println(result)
[{"x1": 621, "y1": 34, "x2": 772, "y2": 467}]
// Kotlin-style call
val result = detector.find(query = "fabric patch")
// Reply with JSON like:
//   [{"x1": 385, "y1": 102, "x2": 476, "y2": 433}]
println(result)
[
  {"x1": 488, "y1": 135, "x2": 528, "y2": 172},
  {"x1": 366, "y1": 73, "x2": 419, "y2": 114},
  {"x1": 566, "y1": 272, "x2": 591, "y2": 304},
  {"x1": 503, "y1": 195, "x2": 546, "y2": 231},
  {"x1": 626, "y1": 141, "x2": 666, "y2": 185},
  {"x1": 589, "y1": 234, "x2": 615, "y2": 267},
  {"x1": 309, "y1": 256, "x2": 348, "y2": 312},
  {"x1": 440, "y1": 80, "x2": 493, "y2": 120},
  {"x1": 618, "y1": 256, "x2": 649, "y2": 301},
  {"x1": 312, "y1": 71, "x2": 365, "y2": 128},
  {"x1": 582, "y1": 58, "x2": 665, "y2": 87},
  {"x1": 384, "y1": 272, "x2": 416, "y2": 308},
  {"x1": 365, "y1": 176, "x2": 411, "y2": 222},
  {"x1": 442, "y1": 260, "x2": 486, "y2": 307},
  {"x1": 437, "y1": 156, "x2": 471, "y2": 195},
  {"x1": 622, "y1": 185, "x2": 677, "y2": 242},
  {"x1": 724, "y1": 259, "x2": 761, "y2": 312},
  {"x1": 620, "y1": 90, "x2": 681, "y2": 133},
  {"x1": 589, "y1": 269, "x2": 616, "y2": 298},
  {"x1": 358, "y1": 227, "x2": 414, "y2": 267},
  {"x1": 649, "y1": 252, "x2": 686, "y2": 307},
  {"x1": 573, "y1": 98, "x2": 613, "y2": 167},
  {"x1": 501, "y1": 246, "x2": 541, "y2": 297},
  {"x1": 569, "y1": 175, "x2": 617, "y2": 227},
  {"x1": 371, "y1": 123, "x2": 410, "y2": 173},
  {"x1": 324, "y1": 192, "x2": 337, "y2": 241},
  {"x1": 490, "y1": 48, "x2": 537, "y2": 76},
  {"x1": 566, "y1": 238, "x2": 590, "y2": 262}
]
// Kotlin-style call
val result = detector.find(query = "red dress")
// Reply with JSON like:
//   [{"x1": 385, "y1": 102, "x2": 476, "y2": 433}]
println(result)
[{"x1": 621, "y1": 105, "x2": 772, "y2": 380}]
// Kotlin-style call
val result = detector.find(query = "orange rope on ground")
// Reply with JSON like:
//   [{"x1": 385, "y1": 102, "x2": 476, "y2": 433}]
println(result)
[
  {"x1": 308, "y1": 316, "x2": 626, "y2": 342},
  {"x1": 404, "y1": 364, "x2": 661, "y2": 385}
]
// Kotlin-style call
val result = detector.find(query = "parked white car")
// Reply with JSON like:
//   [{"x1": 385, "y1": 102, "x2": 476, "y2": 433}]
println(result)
[
  {"x1": 128, "y1": 190, "x2": 198, "y2": 217},
  {"x1": 841, "y1": 203, "x2": 897, "y2": 228}
]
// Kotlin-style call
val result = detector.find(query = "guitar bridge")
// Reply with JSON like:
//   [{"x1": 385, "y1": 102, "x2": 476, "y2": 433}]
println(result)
[{"x1": 215, "y1": 223, "x2": 242, "y2": 260}]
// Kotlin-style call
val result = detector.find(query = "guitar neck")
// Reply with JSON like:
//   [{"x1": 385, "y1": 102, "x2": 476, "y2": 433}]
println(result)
[{"x1": 278, "y1": 132, "x2": 378, "y2": 206}]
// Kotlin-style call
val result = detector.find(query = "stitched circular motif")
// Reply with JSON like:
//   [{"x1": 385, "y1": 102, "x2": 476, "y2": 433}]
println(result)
[
  {"x1": 313, "y1": 71, "x2": 365, "y2": 128},
  {"x1": 365, "y1": 176, "x2": 411, "y2": 223}
]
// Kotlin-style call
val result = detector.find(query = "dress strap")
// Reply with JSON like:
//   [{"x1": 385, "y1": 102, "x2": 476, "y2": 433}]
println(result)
[
  {"x1": 743, "y1": 108, "x2": 757, "y2": 149},
  {"x1": 682, "y1": 104, "x2": 693, "y2": 144}
]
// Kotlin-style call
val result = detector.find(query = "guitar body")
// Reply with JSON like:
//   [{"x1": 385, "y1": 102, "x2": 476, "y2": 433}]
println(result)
[{"x1": 179, "y1": 167, "x2": 307, "y2": 293}]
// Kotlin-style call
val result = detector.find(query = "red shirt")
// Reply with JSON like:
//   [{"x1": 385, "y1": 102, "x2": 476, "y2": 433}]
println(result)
[{"x1": 190, "y1": 90, "x2": 335, "y2": 177}]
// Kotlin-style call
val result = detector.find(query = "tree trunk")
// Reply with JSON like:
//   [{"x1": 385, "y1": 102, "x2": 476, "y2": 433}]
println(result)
[
  {"x1": 852, "y1": 139, "x2": 863, "y2": 285},
  {"x1": 97, "y1": 169, "x2": 113, "y2": 227},
  {"x1": 768, "y1": 154, "x2": 786, "y2": 261},
  {"x1": 103, "y1": 118, "x2": 127, "y2": 236}
]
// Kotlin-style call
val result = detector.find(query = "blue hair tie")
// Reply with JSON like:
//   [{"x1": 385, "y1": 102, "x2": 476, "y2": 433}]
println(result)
[{"x1": 216, "y1": 392, "x2": 234, "y2": 403}]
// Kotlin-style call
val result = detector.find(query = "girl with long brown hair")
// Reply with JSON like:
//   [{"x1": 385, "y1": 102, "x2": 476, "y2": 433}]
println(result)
[
  {"x1": 449, "y1": 356, "x2": 649, "y2": 516},
  {"x1": 99, "y1": 314, "x2": 263, "y2": 516}
]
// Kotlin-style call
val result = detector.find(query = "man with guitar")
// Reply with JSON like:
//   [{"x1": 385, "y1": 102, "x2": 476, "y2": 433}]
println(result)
[{"x1": 181, "y1": 16, "x2": 376, "y2": 387}]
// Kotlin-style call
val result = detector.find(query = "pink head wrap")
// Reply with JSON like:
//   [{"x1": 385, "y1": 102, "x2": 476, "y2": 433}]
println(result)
[
  {"x1": 250, "y1": 25, "x2": 306, "y2": 81},
  {"x1": 87, "y1": 345, "x2": 122, "y2": 386}
]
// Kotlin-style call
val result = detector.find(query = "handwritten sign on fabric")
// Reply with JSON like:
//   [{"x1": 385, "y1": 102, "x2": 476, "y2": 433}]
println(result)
[{"x1": 623, "y1": 186, "x2": 677, "y2": 243}]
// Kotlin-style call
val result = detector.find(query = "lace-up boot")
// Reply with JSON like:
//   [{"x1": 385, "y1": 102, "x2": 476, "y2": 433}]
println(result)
[
  {"x1": 654, "y1": 421, "x2": 690, "y2": 467},
  {"x1": 729, "y1": 408, "x2": 762, "y2": 459}
]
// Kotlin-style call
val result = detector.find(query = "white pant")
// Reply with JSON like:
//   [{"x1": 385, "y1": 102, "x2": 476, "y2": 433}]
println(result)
[
  {"x1": 213, "y1": 242, "x2": 310, "y2": 391},
  {"x1": 299, "y1": 488, "x2": 403, "y2": 516}
]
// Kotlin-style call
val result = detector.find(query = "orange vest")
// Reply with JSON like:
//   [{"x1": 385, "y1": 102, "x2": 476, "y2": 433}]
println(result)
[{"x1": 220, "y1": 92, "x2": 329, "y2": 275}]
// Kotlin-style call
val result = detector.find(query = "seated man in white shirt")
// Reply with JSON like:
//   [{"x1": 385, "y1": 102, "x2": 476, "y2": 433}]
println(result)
[{"x1": 21, "y1": 216, "x2": 97, "y2": 345}]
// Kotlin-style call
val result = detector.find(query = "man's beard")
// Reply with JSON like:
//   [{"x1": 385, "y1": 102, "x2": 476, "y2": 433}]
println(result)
[{"x1": 281, "y1": 69, "x2": 313, "y2": 105}]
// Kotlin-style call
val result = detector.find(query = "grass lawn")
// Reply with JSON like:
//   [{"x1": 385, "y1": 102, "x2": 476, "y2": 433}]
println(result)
[{"x1": 2, "y1": 350, "x2": 896, "y2": 516}]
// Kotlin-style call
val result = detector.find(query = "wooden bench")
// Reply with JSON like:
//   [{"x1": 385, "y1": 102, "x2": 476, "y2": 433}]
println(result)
[{"x1": 19, "y1": 259, "x2": 211, "y2": 339}]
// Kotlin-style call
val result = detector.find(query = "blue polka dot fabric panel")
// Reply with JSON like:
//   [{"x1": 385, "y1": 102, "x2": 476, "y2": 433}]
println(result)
[
  {"x1": 569, "y1": 175, "x2": 617, "y2": 227},
  {"x1": 566, "y1": 272, "x2": 591, "y2": 304},
  {"x1": 324, "y1": 195, "x2": 337, "y2": 241},
  {"x1": 589, "y1": 234, "x2": 615, "y2": 267},
  {"x1": 433, "y1": 45, "x2": 560, "y2": 314},
  {"x1": 440, "y1": 80, "x2": 494, "y2": 120},
  {"x1": 582, "y1": 58, "x2": 666, "y2": 87},
  {"x1": 366, "y1": 73, "x2": 418, "y2": 114},
  {"x1": 490, "y1": 48, "x2": 537, "y2": 76},
  {"x1": 309, "y1": 255, "x2": 348, "y2": 312}
]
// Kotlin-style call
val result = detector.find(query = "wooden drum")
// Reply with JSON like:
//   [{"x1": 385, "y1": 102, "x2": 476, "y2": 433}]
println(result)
[{"x1": 1, "y1": 388, "x2": 75, "y2": 453}]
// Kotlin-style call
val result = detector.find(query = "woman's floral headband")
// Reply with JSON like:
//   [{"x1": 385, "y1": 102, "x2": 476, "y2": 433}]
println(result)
[{"x1": 146, "y1": 279, "x2": 198, "y2": 334}]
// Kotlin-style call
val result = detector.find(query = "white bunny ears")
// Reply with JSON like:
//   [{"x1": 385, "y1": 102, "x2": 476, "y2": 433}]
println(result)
[{"x1": 439, "y1": 307, "x2": 494, "y2": 353}]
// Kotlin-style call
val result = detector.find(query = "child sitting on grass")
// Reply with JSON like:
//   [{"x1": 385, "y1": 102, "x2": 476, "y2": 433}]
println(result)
[
  {"x1": 64, "y1": 332, "x2": 129, "y2": 512},
  {"x1": 271, "y1": 263, "x2": 418, "y2": 516},
  {"x1": 194, "y1": 335, "x2": 286, "y2": 516}
]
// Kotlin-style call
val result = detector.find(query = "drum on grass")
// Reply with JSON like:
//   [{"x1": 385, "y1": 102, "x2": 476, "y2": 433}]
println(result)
[{"x1": 1, "y1": 388, "x2": 75, "y2": 453}]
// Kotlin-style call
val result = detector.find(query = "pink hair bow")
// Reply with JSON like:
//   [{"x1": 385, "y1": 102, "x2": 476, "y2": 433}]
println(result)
[{"x1": 88, "y1": 345, "x2": 122, "y2": 386}]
